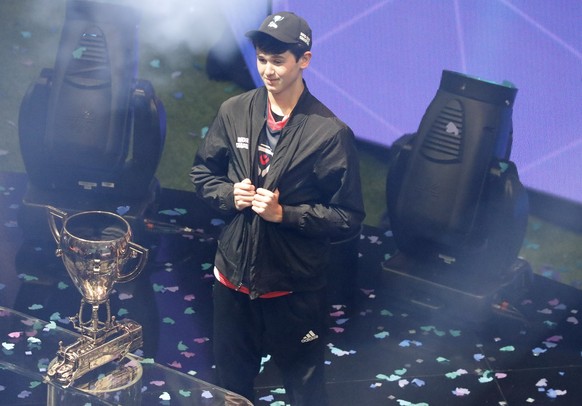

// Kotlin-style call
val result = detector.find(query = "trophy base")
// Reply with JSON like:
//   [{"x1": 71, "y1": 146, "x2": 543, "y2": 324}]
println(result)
[{"x1": 47, "y1": 353, "x2": 143, "y2": 405}]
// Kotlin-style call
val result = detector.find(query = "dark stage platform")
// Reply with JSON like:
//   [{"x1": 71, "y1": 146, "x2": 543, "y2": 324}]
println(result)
[{"x1": 1, "y1": 171, "x2": 581, "y2": 405}]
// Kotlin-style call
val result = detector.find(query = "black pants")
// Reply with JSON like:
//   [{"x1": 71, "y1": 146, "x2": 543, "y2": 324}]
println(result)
[{"x1": 212, "y1": 282, "x2": 328, "y2": 405}]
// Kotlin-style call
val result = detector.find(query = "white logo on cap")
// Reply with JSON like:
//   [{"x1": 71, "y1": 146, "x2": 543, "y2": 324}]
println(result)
[
  {"x1": 268, "y1": 15, "x2": 284, "y2": 29},
  {"x1": 299, "y1": 32, "x2": 310, "y2": 46}
]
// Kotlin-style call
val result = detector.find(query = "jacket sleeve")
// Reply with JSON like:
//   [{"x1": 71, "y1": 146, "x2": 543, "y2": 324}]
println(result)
[
  {"x1": 189, "y1": 110, "x2": 237, "y2": 215},
  {"x1": 280, "y1": 126, "x2": 366, "y2": 241}
]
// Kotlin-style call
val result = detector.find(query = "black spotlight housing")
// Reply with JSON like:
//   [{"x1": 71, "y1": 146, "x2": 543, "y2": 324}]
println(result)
[
  {"x1": 383, "y1": 70, "x2": 531, "y2": 319},
  {"x1": 19, "y1": 0, "x2": 166, "y2": 199}
]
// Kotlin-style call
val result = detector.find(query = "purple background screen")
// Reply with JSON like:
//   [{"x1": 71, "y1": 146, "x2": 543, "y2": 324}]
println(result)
[{"x1": 231, "y1": 0, "x2": 582, "y2": 205}]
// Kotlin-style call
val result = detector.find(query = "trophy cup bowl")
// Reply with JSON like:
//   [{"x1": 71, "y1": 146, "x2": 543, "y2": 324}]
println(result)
[{"x1": 46, "y1": 206, "x2": 147, "y2": 389}]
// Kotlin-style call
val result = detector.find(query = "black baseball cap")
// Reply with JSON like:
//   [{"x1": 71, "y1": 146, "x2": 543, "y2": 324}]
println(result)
[{"x1": 246, "y1": 12, "x2": 312, "y2": 50}]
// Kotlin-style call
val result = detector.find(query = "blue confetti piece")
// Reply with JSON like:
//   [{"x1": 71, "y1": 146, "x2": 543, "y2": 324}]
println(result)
[
  {"x1": 210, "y1": 218, "x2": 224, "y2": 226},
  {"x1": 201, "y1": 126, "x2": 209, "y2": 138},
  {"x1": 150, "y1": 59, "x2": 161, "y2": 68},
  {"x1": 117, "y1": 206, "x2": 130, "y2": 215},
  {"x1": 21, "y1": 31, "x2": 32, "y2": 38},
  {"x1": 173, "y1": 91, "x2": 184, "y2": 99}
]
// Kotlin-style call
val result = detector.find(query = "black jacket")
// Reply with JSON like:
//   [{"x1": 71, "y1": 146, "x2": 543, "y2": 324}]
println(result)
[{"x1": 190, "y1": 85, "x2": 365, "y2": 298}]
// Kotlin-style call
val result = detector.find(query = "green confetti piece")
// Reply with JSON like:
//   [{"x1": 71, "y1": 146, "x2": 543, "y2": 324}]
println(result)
[
  {"x1": 163, "y1": 317, "x2": 175, "y2": 325},
  {"x1": 57, "y1": 281, "x2": 69, "y2": 290},
  {"x1": 374, "y1": 331, "x2": 389, "y2": 339},
  {"x1": 49, "y1": 312, "x2": 61, "y2": 321},
  {"x1": 436, "y1": 356, "x2": 449, "y2": 363},
  {"x1": 150, "y1": 59, "x2": 161, "y2": 68},
  {"x1": 44, "y1": 321, "x2": 56, "y2": 331},
  {"x1": 271, "y1": 388, "x2": 286, "y2": 394},
  {"x1": 380, "y1": 309, "x2": 393, "y2": 317},
  {"x1": 179, "y1": 390, "x2": 191, "y2": 397},
  {"x1": 177, "y1": 341, "x2": 188, "y2": 351},
  {"x1": 117, "y1": 308, "x2": 128, "y2": 317},
  {"x1": 153, "y1": 283, "x2": 165, "y2": 292},
  {"x1": 500, "y1": 346, "x2": 515, "y2": 352},
  {"x1": 19, "y1": 274, "x2": 39, "y2": 282},
  {"x1": 29, "y1": 381, "x2": 42, "y2": 389},
  {"x1": 201, "y1": 263, "x2": 212, "y2": 271},
  {"x1": 140, "y1": 358, "x2": 155, "y2": 364},
  {"x1": 28, "y1": 304, "x2": 43, "y2": 310},
  {"x1": 449, "y1": 329, "x2": 462, "y2": 337},
  {"x1": 72, "y1": 47, "x2": 87, "y2": 59},
  {"x1": 478, "y1": 370, "x2": 494, "y2": 383},
  {"x1": 395, "y1": 368, "x2": 407, "y2": 375},
  {"x1": 184, "y1": 307, "x2": 195, "y2": 315}
]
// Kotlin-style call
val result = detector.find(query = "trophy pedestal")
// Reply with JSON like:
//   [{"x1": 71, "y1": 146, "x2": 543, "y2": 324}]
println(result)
[
  {"x1": 48, "y1": 354, "x2": 143, "y2": 405},
  {"x1": 18, "y1": 179, "x2": 159, "y2": 240}
]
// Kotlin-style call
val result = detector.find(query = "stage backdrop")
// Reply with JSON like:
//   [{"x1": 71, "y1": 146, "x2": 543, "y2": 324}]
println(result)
[{"x1": 224, "y1": 0, "x2": 582, "y2": 206}]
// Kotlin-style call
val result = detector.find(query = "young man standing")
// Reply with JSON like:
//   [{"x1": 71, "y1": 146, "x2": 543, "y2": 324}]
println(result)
[{"x1": 190, "y1": 11, "x2": 365, "y2": 405}]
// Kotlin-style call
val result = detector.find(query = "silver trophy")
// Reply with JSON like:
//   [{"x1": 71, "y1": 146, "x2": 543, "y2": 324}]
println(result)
[{"x1": 45, "y1": 206, "x2": 148, "y2": 388}]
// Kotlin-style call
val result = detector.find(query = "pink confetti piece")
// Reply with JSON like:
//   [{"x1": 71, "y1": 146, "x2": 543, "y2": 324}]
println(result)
[
  {"x1": 165, "y1": 286, "x2": 180, "y2": 293},
  {"x1": 193, "y1": 337, "x2": 209, "y2": 344},
  {"x1": 452, "y1": 387, "x2": 471, "y2": 396},
  {"x1": 495, "y1": 373, "x2": 507, "y2": 379},
  {"x1": 181, "y1": 351, "x2": 196, "y2": 358},
  {"x1": 118, "y1": 293, "x2": 133, "y2": 300},
  {"x1": 150, "y1": 380, "x2": 165, "y2": 386},
  {"x1": 184, "y1": 294, "x2": 196, "y2": 301},
  {"x1": 168, "y1": 361, "x2": 182, "y2": 368},
  {"x1": 8, "y1": 331, "x2": 22, "y2": 338},
  {"x1": 567, "y1": 316, "x2": 579, "y2": 324},
  {"x1": 548, "y1": 298, "x2": 560, "y2": 306},
  {"x1": 330, "y1": 327, "x2": 344, "y2": 333},
  {"x1": 545, "y1": 335, "x2": 563, "y2": 342},
  {"x1": 330, "y1": 311, "x2": 344, "y2": 317}
]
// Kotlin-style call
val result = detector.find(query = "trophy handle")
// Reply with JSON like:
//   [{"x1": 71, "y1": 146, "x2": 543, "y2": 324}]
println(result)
[
  {"x1": 117, "y1": 242, "x2": 149, "y2": 283},
  {"x1": 47, "y1": 206, "x2": 68, "y2": 243}
]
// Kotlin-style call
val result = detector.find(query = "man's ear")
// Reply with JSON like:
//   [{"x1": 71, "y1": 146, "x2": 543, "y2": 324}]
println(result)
[{"x1": 300, "y1": 51, "x2": 312, "y2": 70}]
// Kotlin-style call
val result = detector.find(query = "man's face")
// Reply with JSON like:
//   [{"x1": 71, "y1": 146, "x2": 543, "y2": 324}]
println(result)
[{"x1": 256, "y1": 49, "x2": 311, "y2": 96}]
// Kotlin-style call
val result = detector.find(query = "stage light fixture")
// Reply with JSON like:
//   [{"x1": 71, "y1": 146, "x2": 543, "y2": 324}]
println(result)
[
  {"x1": 383, "y1": 70, "x2": 531, "y2": 320},
  {"x1": 19, "y1": 0, "x2": 166, "y2": 202}
]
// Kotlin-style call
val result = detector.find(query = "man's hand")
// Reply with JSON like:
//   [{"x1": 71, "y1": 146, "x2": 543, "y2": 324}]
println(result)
[
  {"x1": 252, "y1": 188, "x2": 283, "y2": 223},
  {"x1": 233, "y1": 178, "x2": 256, "y2": 211}
]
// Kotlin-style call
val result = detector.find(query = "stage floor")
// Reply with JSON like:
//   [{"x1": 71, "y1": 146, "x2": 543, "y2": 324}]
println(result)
[{"x1": 1, "y1": 171, "x2": 581, "y2": 405}]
